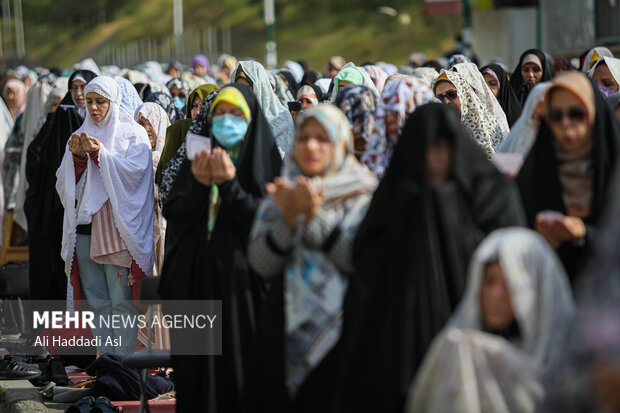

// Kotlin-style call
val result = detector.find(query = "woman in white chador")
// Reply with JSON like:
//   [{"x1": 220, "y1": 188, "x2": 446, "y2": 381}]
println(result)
[
  {"x1": 56, "y1": 76, "x2": 154, "y2": 356},
  {"x1": 406, "y1": 228, "x2": 575, "y2": 413}
]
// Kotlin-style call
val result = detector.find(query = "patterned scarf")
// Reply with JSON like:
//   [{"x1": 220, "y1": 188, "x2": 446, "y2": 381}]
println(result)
[
  {"x1": 362, "y1": 77, "x2": 435, "y2": 177},
  {"x1": 334, "y1": 85, "x2": 378, "y2": 148}
]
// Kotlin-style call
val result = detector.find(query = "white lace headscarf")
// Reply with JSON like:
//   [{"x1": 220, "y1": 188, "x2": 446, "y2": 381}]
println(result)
[
  {"x1": 56, "y1": 76, "x2": 155, "y2": 277},
  {"x1": 435, "y1": 69, "x2": 504, "y2": 157},
  {"x1": 231, "y1": 60, "x2": 295, "y2": 158}
]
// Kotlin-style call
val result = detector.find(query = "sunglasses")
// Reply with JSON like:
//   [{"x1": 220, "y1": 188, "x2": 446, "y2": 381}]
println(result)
[
  {"x1": 436, "y1": 89, "x2": 458, "y2": 103},
  {"x1": 547, "y1": 106, "x2": 587, "y2": 124}
]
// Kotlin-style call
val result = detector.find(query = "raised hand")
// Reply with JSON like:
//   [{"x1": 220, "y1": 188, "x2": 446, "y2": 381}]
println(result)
[
  {"x1": 293, "y1": 176, "x2": 324, "y2": 222},
  {"x1": 210, "y1": 147, "x2": 236, "y2": 185},
  {"x1": 191, "y1": 151, "x2": 212, "y2": 186},
  {"x1": 68, "y1": 133, "x2": 86, "y2": 158},
  {"x1": 266, "y1": 178, "x2": 297, "y2": 229},
  {"x1": 81, "y1": 133, "x2": 100, "y2": 154}
]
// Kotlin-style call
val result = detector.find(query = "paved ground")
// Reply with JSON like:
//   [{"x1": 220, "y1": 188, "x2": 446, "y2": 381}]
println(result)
[
  {"x1": 0, "y1": 379, "x2": 76, "y2": 412},
  {"x1": 44, "y1": 401, "x2": 73, "y2": 412}
]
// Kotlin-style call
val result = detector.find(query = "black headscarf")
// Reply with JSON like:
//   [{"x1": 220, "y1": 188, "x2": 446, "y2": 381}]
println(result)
[
  {"x1": 159, "y1": 83, "x2": 281, "y2": 413},
  {"x1": 335, "y1": 103, "x2": 526, "y2": 413},
  {"x1": 277, "y1": 69, "x2": 299, "y2": 97},
  {"x1": 516, "y1": 77, "x2": 620, "y2": 283},
  {"x1": 510, "y1": 49, "x2": 553, "y2": 106},
  {"x1": 301, "y1": 70, "x2": 319, "y2": 85},
  {"x1": 24, "y1": 69, "x2": 96, "y2": 301},
  {"x1": 133, "y1": 82, "x2": 151, "y2": 101},
  {"x1": 480, "y1": 63, "x2": 522, "y2": 127},
  {"x1": 422, "y1": 60, "x2": 443, "y2": 72}
]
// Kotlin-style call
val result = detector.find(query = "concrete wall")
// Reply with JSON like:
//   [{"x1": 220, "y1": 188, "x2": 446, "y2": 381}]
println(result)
[
  {"x1": 541, "y1": 0, "x2": 595, "y2": 55},
  {"x1": 472, "y1": 7, "x2": 537, "y2": 70}
]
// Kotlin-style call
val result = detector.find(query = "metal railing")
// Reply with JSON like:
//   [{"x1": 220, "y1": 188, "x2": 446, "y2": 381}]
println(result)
[{"x1": 93, "y1": 25, "x2": 233, "y2": 68}]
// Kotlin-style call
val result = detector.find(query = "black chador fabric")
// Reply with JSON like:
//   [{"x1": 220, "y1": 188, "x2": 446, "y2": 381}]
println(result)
[
  {"x1": 480, "y1": 63, "x2": 522, "y2": 127},
  {"x1": 160, "y1": 83, "x2": 282, "y2": 413},
  {"x1": 509, "y1": 49, "x2": 553, "y2": 106},
  {"x1": 24, "y1": 70, "x2": 96, "y2": 301},
  {"x1": 278, "y1": 70, "x2": 299, "y2": 98},
  {"x1": 335, "y1": 104, "x2": 526, "y2": 413},
  {"x1": 516, "y1": 78, "x2": 620, "y2": 283}
]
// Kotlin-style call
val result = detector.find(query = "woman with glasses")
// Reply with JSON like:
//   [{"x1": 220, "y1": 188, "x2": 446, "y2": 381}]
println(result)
[
  {"x1": 516, "y1": 72, "x2": 620, "y2": 284},
  {"x1": 433, "y1": 69, "x2": 505, "y2": 157}
]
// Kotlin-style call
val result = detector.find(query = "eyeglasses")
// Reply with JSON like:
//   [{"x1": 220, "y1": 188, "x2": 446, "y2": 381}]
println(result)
[
  {"x1": 547, "y1": 106, "x2": 587, "y2": 124},
  {"x1": 436, "y1": 89, "x2": 458, "y2": 103}
]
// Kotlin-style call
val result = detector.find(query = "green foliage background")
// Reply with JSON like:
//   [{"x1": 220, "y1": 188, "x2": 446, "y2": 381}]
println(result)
[{"x1": 19, "y1": 0, "x2": 462, "y2": 69}]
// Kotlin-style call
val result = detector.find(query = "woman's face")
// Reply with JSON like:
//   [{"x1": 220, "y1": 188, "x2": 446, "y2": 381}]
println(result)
[
  {"x1": 71, "y1": 79, "x2": 87, "y2": 107},
  {"x1": 4, "y1": 87, "x2": 18, "y2": 108},
  {"x1": 300, "y1": 98, "x2": 314, "y2": 110},
  {"x1": 86, "y1": 92, "x2": 110, "y2": 123},
  {"x1": 191, "y1": 95, "x2": 202, "y2": 120},
  {"x1": 425, "y1": 140, "x2": 452, "y2": 186},
  {"x1": 167, "y1": 67, "x2": 181, "y2": 78},
  {"x1": 50, "y1": 97, "x2": 62, "y2": 114},
  {"x1": 169, "y1": 84, "x2": 186, "y2": 100},
  {"x1": 193, "y1": 63, "x2": 206, "y2": 77},
  {"x1": 386, "y1": 111, "x2": 400, "y2": 138},
  {"x1": 521, "y1": 62, "x2": 543, "y2": 85},
  {"x1": 480, "y1": 261, "x2": 515, "y2": 330},
  {"x1": 435, "y1": 81, "x2": 461, "y2": 116},
  {"x1": 547, "y1": 88, "x2": 591, "y2": 153},
  {"x1": 338, "y1": 80, "x2": 352, "y2": 91},
  {"x1": 236, "y1": 76, "x2": 251, "y2": 87},
  {"x1": 593, "y1": 63, "x2": 619, "y2": 92},
  {"x1": 483, "y1": 73, "x2": 499, "y2": 97},
  {"x1": 353, "y1": 130, "x2": 366, "y2": 155},
  {"x1": 294, "y1": 118, "x2": 334, "y2": 176},
  {"x1": 138, "y1": 115, "x2": 157, "y2": 150}
]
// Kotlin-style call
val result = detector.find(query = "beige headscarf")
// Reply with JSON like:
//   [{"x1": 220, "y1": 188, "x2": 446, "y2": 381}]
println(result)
[{"x1": 546, "y1": 72, "x2": 595, "y2": 217}]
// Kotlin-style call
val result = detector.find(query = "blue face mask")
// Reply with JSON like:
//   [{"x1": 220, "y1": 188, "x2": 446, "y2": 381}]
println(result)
[
  {"x1": 173, "y1": 96, "x2": 186, "y2": 111},
  {"x1": 211, "y1": 114, "x2": 249, "y2": 149}
]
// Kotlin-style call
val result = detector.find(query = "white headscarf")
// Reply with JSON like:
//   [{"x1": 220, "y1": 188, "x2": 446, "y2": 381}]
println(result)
[
  {"x1": 588, "y1": 56, "x2": 620, "y2": 89},
  {"x1": 498, "y1": 82, "x2": 551, "y2": 156},
  {"x1": 581, "y1": 46, "x2": 613, "y2": 73},
  {"x1": 283, "y1": 60, "x2": 304, "y2": 84},
  {"x1": 134, "y1": 102, "x2": 170, "y2": 171},
  {"x1": 407, "y1": 228, "x2": 575, "y2": 413},
  {"x1": 56, "y1": 76, "x2": 154, "y2": 277},
  {"x1": 230, "y1": 60, "x2": 295, "y2": 158},
  {"x1": 451, "y1": 228, "x2": 575, "y2": 370},
  {"x1": 314, "y1": 78, "x2": 331, "y2": 94},
  {"x1": 74, "y1": 58, "x2": 101, "y2": 76}
]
